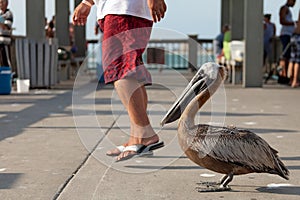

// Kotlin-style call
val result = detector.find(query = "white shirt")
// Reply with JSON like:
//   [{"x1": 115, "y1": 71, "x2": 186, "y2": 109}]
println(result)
[{"x1": 93, "y1": 0, "x2": 152, "y2": 21}]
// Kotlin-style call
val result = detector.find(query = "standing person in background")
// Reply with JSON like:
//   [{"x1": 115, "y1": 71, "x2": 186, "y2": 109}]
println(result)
[
  {"x1": 72, "y1": 0, "x2": 167, "y2": 162},
  {"x1": 46, "y1": 16, "x2": 55, "y2": 38},
  {"x1": 288, "y1": 10, "x2": 300, "y2": 88},
  {"x1": 278, "y1": 0, "x2": 296, "y2": 81},
  {"x1": 263, "y1": 14, "x2": 276, "y2": 74},
  {"x1": 0, "y1": 0, "x2": 13, "y2": 67},
  {"x1": 222, "y1": 28, "x2": 231, "y2": 64},
  {"x1": 213, "y1": 24, "x2": 230, "y2": 62}
]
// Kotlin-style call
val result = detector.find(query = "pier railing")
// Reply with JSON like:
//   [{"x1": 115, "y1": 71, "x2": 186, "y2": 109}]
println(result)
[
  {"x1": 86, "y1": 37, "x2": 215, "y2": 71},
  {"x1": 10, "y1": 36, "x2": 283, "y2": 87}
]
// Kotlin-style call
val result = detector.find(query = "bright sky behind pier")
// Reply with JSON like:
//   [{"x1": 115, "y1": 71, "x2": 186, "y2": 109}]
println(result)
[{"x1": 9, "y1": 0, "x2": 300, "y2": 39}]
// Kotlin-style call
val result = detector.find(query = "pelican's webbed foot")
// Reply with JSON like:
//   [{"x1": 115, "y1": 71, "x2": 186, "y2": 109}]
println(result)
[
  {"x1": 196, "y1": 181, "x2": 219, "y2": 186},
  {"x1": 196, "y1": 173, "x2": 233, "y2": 192},
  {"x1": 196, "y1": 185, "x2": 231, "y2": 192}
]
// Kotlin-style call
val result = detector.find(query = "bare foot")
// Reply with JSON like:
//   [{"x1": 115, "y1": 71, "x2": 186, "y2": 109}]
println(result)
[
  {"x1": 116, "y1": 134, "x2": 160, "y2": 161},
  {"x1": 291, "y1": 82, "x2": 299, "y2": 88},
  {"x1": 106, "y1": 143, "x2": 128, "y2": 156}
]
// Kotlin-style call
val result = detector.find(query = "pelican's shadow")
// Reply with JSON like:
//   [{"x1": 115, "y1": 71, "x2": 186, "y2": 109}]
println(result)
[{"x1": 256, "y1": 186, "x2": 300, "y2": 196}]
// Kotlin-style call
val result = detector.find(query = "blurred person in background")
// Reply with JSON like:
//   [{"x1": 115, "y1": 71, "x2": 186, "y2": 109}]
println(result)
[
  {"x1": 263, "y1": 14, "x2": 276, "y2": 72},
  {"x1": 213, "y1": 24, "x2": 230, "y2": 62},
  {"x1": 0, "y1": 0, "x2": 13, "y2": 67},
  {"x1": 278, "y1": 0, "x2": 296, "y2": 82},
  {"x1": 288, "y1": 10, "x2": 300, "y2": 88}
]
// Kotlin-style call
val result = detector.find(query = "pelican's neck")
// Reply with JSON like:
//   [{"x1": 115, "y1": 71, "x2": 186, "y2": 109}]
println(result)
[
  {"x1": 179, "y1": 71, "x2": 224, "y2": 130},
  {"x1": 179, "y1": 89, "x2": 211, "y2": 129}
]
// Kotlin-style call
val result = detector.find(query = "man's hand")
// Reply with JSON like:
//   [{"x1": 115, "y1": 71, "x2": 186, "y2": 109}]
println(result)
[
  {"x1": 147, "y1": 0, "x2": 167, "y2": 23},
  {"x1": 72, "y1": 3, "x2": 91, "y2": 26}
]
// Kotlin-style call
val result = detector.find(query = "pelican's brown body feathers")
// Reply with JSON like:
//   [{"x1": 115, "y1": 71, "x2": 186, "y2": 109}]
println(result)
[{"x1": 179, "y1": 124, "x2": 289, "y2": 180}]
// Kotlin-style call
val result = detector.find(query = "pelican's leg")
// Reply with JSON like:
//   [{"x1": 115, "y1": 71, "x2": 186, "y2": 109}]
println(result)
[
  {"x1": 197, "y1": 173, "x2": 233, "y2": 192},
  {"x1": 219, "y1": 174, "x2": 229, "y2": 184},
  {"x1": 220, "y1": 173, "x2": 233, "y2": 188}
]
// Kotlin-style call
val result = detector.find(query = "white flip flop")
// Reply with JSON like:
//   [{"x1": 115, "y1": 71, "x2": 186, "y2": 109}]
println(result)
[
  {"x1": 106, "y1": 145, "x2": 126, "y2": 156},
  {"x1": 116, "y1": 141, "x2": 164, "y2": 162}
]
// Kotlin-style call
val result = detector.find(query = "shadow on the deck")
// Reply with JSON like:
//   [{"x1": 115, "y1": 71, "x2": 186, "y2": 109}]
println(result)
[
  {"x1": 125, "y1": 165, "x2": 202, "y2": 170},
  {"x1": 256, "y1": 186, "x2": 300, "y2": 196},
  {"x1": 0, "y1": 173, "x2": 23, "y2": 189},
  {"x1": 281, "y1": 156, "x2": 300, "y2": 161}
]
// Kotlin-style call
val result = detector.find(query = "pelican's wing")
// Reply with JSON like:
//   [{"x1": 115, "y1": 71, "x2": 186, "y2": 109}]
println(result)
[{"x1": 190, "y1": 127, "x2": 284, "y2": 173}]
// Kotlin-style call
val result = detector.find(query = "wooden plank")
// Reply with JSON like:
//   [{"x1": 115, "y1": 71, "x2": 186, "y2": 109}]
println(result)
[
  {"x1": 44, "y1": 41, "x2": 50, "y2": 87},
  {"x1": 15, "y1": 39, "x2": 24, "y2": 79},
  {"x1": 23, "y1": 39, "x2": 30, "y2": 79},
  {"x1": 30, "y1": 39, "x2": 37, "y2": 87},
  {"x1": 49, "y1": 44, "x2": 54, "y2": 86},
  {"x1": 20, "y1": 39, "x2": 25, "y2": 79},
  {"x1": 50, "y1": 38, "x2": 58, "y2": 85},
  {"x1": 37, "y1": 41, "x2": 44, "y2": 87}
]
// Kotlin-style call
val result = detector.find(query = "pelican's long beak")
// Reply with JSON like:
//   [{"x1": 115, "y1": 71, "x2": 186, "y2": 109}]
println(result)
[{"x1": 161, "y1": 62, "x2": 223, "y2": 126}]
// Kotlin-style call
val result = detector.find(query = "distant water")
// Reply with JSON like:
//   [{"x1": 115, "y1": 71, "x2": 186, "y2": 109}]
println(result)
[{"x1": 86, "y1": 43, "x2": 215, "y2": 70}]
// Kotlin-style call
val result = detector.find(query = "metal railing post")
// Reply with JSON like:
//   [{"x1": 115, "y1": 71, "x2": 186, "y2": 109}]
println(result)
[{"x1": 188, "y1": 34, "x2": 198, "y2": 71}]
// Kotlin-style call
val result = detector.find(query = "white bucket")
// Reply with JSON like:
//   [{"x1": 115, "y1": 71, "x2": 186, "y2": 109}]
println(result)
[{"x1": 17, "y1": 79, "x2": 30, "y2": 93}]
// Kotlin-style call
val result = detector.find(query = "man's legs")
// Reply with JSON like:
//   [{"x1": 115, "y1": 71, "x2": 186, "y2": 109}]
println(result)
[
  {"x1": 279, "y1": 59, "x2": 288, "y2": 77},
  {"x1": 0, "y1": 44, "x2": 7, "y2": 66},
  {"x1": 291, "y1": 63, "x2": 299, "y2": 87},
  {"x1": 100, "y1": 15, "x2": 157, "y2": 159},
  {"x1": 279, "y1": 35, "x2": 291, "y2": 78},
  {"x1": 113, "y1": 78, "x2": 159, "y2": 160}
]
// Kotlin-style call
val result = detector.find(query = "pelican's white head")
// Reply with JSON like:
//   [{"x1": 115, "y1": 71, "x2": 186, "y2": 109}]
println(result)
[
  {"x1": 199, "y1": 62, "x2": 220, "y2": 80},
  {"x1": 161, "y1": 62, "x2": 225, "y2": 126}
]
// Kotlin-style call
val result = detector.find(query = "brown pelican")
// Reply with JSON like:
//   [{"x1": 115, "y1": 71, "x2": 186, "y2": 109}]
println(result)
[{"x1": 161, "y1": 62, "x2": 289, "y2": 192}]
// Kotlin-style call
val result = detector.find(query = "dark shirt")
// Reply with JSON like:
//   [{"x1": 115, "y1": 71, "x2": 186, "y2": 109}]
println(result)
[{"x1": 215, "y1": 33, "x2": 224, "y2": 49}]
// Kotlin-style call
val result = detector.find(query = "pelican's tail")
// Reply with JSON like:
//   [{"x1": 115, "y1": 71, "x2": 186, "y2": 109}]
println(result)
[
  {"x1": 270, "y1": 147, "x2": 289, "y2": 180},
  {"x1": 276, "y1": 157, "x2": 289, "y2": 180}
]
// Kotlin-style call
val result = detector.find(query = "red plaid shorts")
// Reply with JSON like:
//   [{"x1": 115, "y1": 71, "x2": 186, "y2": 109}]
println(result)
[{"x1": 98, "y1": 15, "x2": 153, "y2": 85}]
